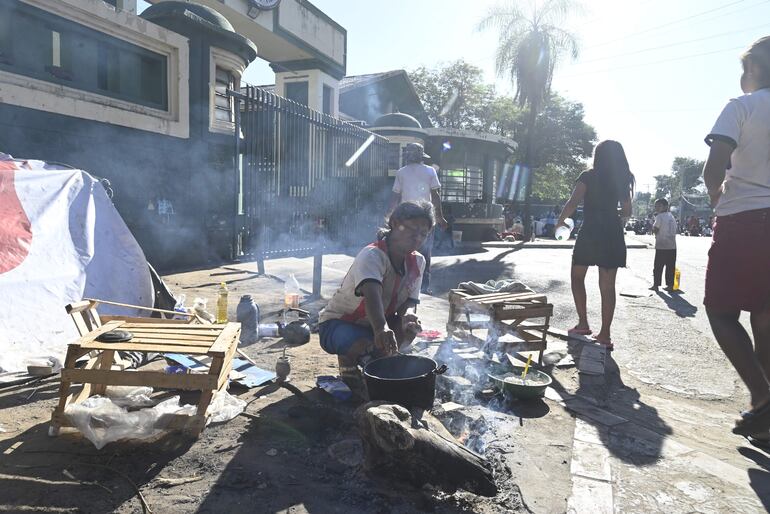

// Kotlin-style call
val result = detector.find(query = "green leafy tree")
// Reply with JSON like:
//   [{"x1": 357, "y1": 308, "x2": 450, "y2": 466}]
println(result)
[
  {"x1": 632, "y1": 192, "x2": 653, "y2": 218},
  {"x1": 654, "y1": 157, "x2": 705, "y2": 202},
  {"x1": 409, "y1": 61, "x2": 496, "y2": 130},
  {"x1": 409, "y1": 61, "x2": 595, "y2": 205},
  {"x1": 478, "y1": 0, "x2": 581, "y2": 236}
]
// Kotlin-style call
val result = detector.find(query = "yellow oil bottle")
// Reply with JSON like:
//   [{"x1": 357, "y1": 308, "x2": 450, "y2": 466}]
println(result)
[
  {"x1": 673, "y1": 268, "x2": 681, "y2": 291},
  {"x1": 216, "y1": 282, "x2": 228, "y2": 323}
]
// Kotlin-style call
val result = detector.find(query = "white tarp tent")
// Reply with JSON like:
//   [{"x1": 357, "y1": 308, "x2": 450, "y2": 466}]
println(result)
[{"x1": 0, "y1": 155, "x2": 153, "y2": 372}]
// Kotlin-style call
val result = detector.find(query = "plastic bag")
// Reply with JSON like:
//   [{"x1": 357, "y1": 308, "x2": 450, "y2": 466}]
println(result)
[
  {"x1": 65, "y1": 395, "x2": 196, "y2": 449},
  {"x1": 173, "y1": 294, "x2": 189, "y2": 320},
  {"x1": 193, "y1": 297, "x2": 215, "y2": 323},
  {"x1": 316, "y1": 376, "x2": 352, "y2": 402},
  {"x1": 104, "y1": 385, "x2": 154, "y2": 408},
  {"x1": 207, "y1": 389, "x2": 246, "y2": 424}
]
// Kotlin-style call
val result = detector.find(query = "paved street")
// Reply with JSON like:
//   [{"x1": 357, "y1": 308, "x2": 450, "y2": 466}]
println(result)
[{"x1": 260, "y1": 235, "x2": 770, "y2": 512}]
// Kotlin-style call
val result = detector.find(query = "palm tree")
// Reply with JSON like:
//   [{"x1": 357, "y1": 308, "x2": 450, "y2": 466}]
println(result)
[{"x1": 479, "y1": 0, "x2": 580, "y2": 238}]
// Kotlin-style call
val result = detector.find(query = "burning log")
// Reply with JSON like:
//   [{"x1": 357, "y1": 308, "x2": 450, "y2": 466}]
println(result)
[{"x1": 354, "y1": 401, "x2": 497, "y2": 497}]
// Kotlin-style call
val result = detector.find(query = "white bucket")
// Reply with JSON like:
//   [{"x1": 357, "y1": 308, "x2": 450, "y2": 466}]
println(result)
[
  {"x1": 452, "y1": 231, "x2": 463, "y2": 244},
  {"x1": 555, "y1": 218, "x2": 574, "y2": 241}
]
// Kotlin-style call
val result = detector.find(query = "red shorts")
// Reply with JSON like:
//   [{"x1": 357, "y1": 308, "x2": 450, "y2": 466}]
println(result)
[{"x1": 705, "y1": 207, "x2": 770, "y2": 313}]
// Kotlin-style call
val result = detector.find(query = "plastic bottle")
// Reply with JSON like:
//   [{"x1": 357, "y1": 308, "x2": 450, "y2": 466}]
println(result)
[
  {"x1": 216, "y1": 282, "x2": 228, "y2": 324},
  {"x1": 284, "y1": 274, "x2": 301, "y2": 310},
  {"x1": 236, "y1": 295, "x2": 260, "y2": 344},
  {"x1": 673, "y1": 268, "x2": 681, "y2": 291}
]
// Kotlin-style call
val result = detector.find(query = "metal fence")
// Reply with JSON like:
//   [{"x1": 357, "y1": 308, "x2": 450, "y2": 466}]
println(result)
[{"x1": 229, "y1": 85, "x2": 391, "y2": 269}]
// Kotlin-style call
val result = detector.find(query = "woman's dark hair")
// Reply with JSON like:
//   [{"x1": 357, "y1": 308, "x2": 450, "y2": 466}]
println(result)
[
  {"x1": 742, "y1": 36, "x2": 770, "y2": 89},
  {"x1": 378, "y1": 201, "x2": 435, "y2": 240},
  {"x1": 593, "y1": 140, "x2": 635, "y2": 202},
  {"x1": 655, "y1": 198, "x2": 668, "y2": 207}
]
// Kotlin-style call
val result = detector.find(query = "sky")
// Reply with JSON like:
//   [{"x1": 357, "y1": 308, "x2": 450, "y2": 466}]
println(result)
[{"x1": 140, "y1": 0, "x2": 770, "y2": 192}]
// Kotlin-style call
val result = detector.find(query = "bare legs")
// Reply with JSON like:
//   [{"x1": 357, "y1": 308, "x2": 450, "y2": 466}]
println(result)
[
  {"x1": 571, "y1": 265, "x2": 589, "y2": 330},
  {"x1": 569, "y1": 265, "x2": 618, "y2": 342},
  {"x1": 597, "y1": 267, "x2": 618, "y2": 342},
  {"x1": 707, "y1": 304, "x2": 770, "y2": 410}
]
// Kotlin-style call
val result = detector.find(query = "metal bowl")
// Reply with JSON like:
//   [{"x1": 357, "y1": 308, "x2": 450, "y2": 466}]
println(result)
[{"x1": 487, "y1": 364, "x2": 552, "y2": 400}]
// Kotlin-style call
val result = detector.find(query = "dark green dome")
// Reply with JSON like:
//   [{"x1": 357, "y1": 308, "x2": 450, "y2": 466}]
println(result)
[
  {"x1": 142, "y1": 1, "x2": 235, "y2": 32},
  {"x1": 141, "y1": 1, "x2": 257, "y2": 64},
  {"x1": 373, "y1": 112, "x2": 422, "y2": 129}
]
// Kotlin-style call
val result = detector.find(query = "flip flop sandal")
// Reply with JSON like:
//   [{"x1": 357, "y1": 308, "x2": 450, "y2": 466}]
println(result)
[
  {"x1": 747, "y1": 435, "x2": 770, "y2": 453},
  {"x1": 734, "y1": 402, "x2": 770, "y2": 436},
  {"x1": 568, "y1": 327, "x2": 593, "y2": 337},
  {"x1": 594, "y1": 338, "x2": 614, "y2": 351}
]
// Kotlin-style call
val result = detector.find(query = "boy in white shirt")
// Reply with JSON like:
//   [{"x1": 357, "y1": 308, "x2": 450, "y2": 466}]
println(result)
[{"x1": 651, "y1": 198, "x2": 677, "y2": 291}]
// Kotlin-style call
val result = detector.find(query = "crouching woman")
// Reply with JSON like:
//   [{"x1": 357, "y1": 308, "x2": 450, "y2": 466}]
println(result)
[{"x1": 318, "y1": 202, "x2": 432, "y2": 389}]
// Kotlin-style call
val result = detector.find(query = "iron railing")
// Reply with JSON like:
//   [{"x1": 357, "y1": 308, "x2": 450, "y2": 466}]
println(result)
[{"x1": 230, "y1": 84, "x2": 391, "y2": 267}]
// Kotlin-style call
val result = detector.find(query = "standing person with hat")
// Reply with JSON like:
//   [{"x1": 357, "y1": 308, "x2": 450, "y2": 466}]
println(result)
[{"x1": 389, "y1": 142, "x2": 448, "y2": 294}]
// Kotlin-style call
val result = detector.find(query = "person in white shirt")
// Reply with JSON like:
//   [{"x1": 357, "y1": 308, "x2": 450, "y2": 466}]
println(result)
[
  {"x1": 702, "y1": 35, "x2": 770, "y2": 440},
  {"x1": 650, "y1": 198, "x2": 677, "y2": 291},
  {"x1": 389, "y1": 143, "x2": 448, "y2": 294}
]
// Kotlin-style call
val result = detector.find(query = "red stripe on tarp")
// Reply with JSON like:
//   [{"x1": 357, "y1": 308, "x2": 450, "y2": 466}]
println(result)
[{"x1": 0, "y1": 168, "x2": 32, "y2": 274}]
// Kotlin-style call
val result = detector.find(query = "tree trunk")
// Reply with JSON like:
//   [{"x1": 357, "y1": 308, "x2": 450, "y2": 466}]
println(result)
[
  {"x1": 522, "y1": 103, "x2": 539, "y2": 240},
  {"x1": 355, "y1": 401, "x2": 498, "y2": 497}
]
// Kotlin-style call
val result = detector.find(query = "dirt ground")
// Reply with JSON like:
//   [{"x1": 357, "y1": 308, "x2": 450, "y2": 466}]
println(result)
[{"x1": 0, "y1": 266, "x2": 556, "y2": 513}]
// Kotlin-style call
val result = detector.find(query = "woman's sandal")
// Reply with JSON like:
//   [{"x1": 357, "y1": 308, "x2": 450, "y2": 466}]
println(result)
[
  {"x1": 747, "y1": 433, "x2": 770, "y2": 453},
  {"x1": 594, "y1": 337, "x2": 614, "y2": 351},
  {"x1": 568, "y1": 327, "x2": 592, "y2": 337},
  {"x1": 734, "y1": 402, "x2": 770, "y2": 436}
]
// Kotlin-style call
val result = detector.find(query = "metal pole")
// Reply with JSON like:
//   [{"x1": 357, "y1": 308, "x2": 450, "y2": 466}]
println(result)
[{"x1": 312, "y1": 252, "x2": 323, "y2": 299}]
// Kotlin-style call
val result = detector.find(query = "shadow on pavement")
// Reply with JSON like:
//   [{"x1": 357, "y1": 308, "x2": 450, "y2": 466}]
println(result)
[
  {"x1": 549, "y1": 340, "x2": 673, "y2": 466},
  {"x1": 656, "y1": 291, "x2": 698, "y2": 318},
  {"x1": 739, "y1": 447, "x2": 770, "y2": 508},
  {"x1": 429, "y1": 248, "x2": 522, "y2": 297}
]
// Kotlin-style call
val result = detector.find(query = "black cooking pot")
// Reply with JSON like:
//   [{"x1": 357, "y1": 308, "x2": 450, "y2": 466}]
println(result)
[{"x1": 363, "y1": 355, "x2": 448, "y2": 409}]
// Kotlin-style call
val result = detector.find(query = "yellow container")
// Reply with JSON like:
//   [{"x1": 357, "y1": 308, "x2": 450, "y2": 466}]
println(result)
[
  {"x1": 673, "y1": 268, "x2": 681, "y2": 291},
  {"x1": 216, "y1": 282, "x2": 228, "y2": 323}
]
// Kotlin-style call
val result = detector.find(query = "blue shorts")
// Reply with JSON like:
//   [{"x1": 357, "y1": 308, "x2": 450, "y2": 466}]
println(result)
[{"x1": 319, "y1": 319, "x2": 374, "y2": 355}]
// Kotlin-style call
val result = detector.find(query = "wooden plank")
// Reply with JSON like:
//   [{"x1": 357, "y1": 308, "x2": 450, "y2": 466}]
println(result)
[
  {"x1": 75, "y1": 320, "x2": 124, "y2": 344},
  {"x1": 478, "y1": 294, "x2": 547, "y2": 305},
  {"x1": 209, "y1": 322, "x2": 240, "y2": 355},
  {"x1": 495, "y1": 307, "x2": 554, "y2": 319},
  {"x1": 216, "y1": 335, "x2": 241, "y2": 390},
  {"x1": 117, "y1": 329, "x2": 219, "y2": 343},
  {"x1": 62, "y1": 368, "x2": 217, "y2": 390},
  {"x1": 100, "y1": 315, "x2": 192, "y2": 325},
  {"x1": 464, "y1": 290, "x2": 538, "y2": 302},
  {"x1": 79, "y1": 342, "x2": 213, "y2": 353},
  {"x1": 81, "y1": 337, "x2": 213, "y2": 348},
  {"x1": 122, "y1": 323, "x2": 223, "y2": 330}
]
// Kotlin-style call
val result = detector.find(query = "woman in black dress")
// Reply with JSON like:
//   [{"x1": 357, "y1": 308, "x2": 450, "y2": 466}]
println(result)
[{"x1": 556, "y1": 140, "x2": 635, "y2": 350}]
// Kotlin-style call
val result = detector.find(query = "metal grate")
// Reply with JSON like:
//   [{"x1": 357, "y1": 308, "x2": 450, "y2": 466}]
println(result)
[{"x1": 229, "y1": 84, "x2": 391, "y2": 261}]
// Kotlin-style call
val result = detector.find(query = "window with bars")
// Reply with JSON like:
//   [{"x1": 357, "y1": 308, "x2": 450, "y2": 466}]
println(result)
[
  {"x1": 386, "y1": 143, "x2": 401, "y2": 170},
  {"x1": 214, "y1": 67, "x2": 235, "y2": 122},
  {"x1": 440, "y1": 167, "x2": 483, "y2": 203}
]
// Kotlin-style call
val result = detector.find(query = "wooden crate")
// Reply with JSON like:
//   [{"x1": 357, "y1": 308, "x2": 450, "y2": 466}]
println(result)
[
  {"x1": 50, "y1": 320, "x2": 240, "y2": 438},
  {"x1": 447, "y1": 289, "x2": 553, "y2": 363}
]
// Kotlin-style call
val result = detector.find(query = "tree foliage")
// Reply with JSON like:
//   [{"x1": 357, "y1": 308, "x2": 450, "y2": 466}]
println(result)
[
  {"x1": 477, "y1": 0, "x2": 580, "y2": 112},
  {"x1": 409, "y1": 61, "x2": 496, "y2": 130},
  {"x1": 653, "y1": 157, "x2": 705, "y2": 202},
  {"x1": 408, "y1": 60, "x2": 596, "y2": 204}
]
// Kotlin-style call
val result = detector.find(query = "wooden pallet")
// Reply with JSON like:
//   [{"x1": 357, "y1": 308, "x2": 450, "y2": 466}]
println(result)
[
  {"x1": 447, "y1": 289, "x2": 553, "y2": 363},
  {"x1": 50, "y1": 320, "x2": 241, "y2": 438}
]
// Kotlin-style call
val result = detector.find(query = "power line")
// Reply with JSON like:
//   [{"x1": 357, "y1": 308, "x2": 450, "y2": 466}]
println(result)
[
  {"x1": 586, "y1": 0, "x2": 750, "y2": 49},
  {"x1": 578, "y1": 22, "x2": 770, "y2": 64},
  {"x1": 561, "y1": 45, "x2": 746, "y2": 78}
]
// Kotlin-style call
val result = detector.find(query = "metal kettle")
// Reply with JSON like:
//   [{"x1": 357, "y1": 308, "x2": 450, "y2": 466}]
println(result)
[{"x1": 278, "y1": 307, "x2": 311, "y2": 345}]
